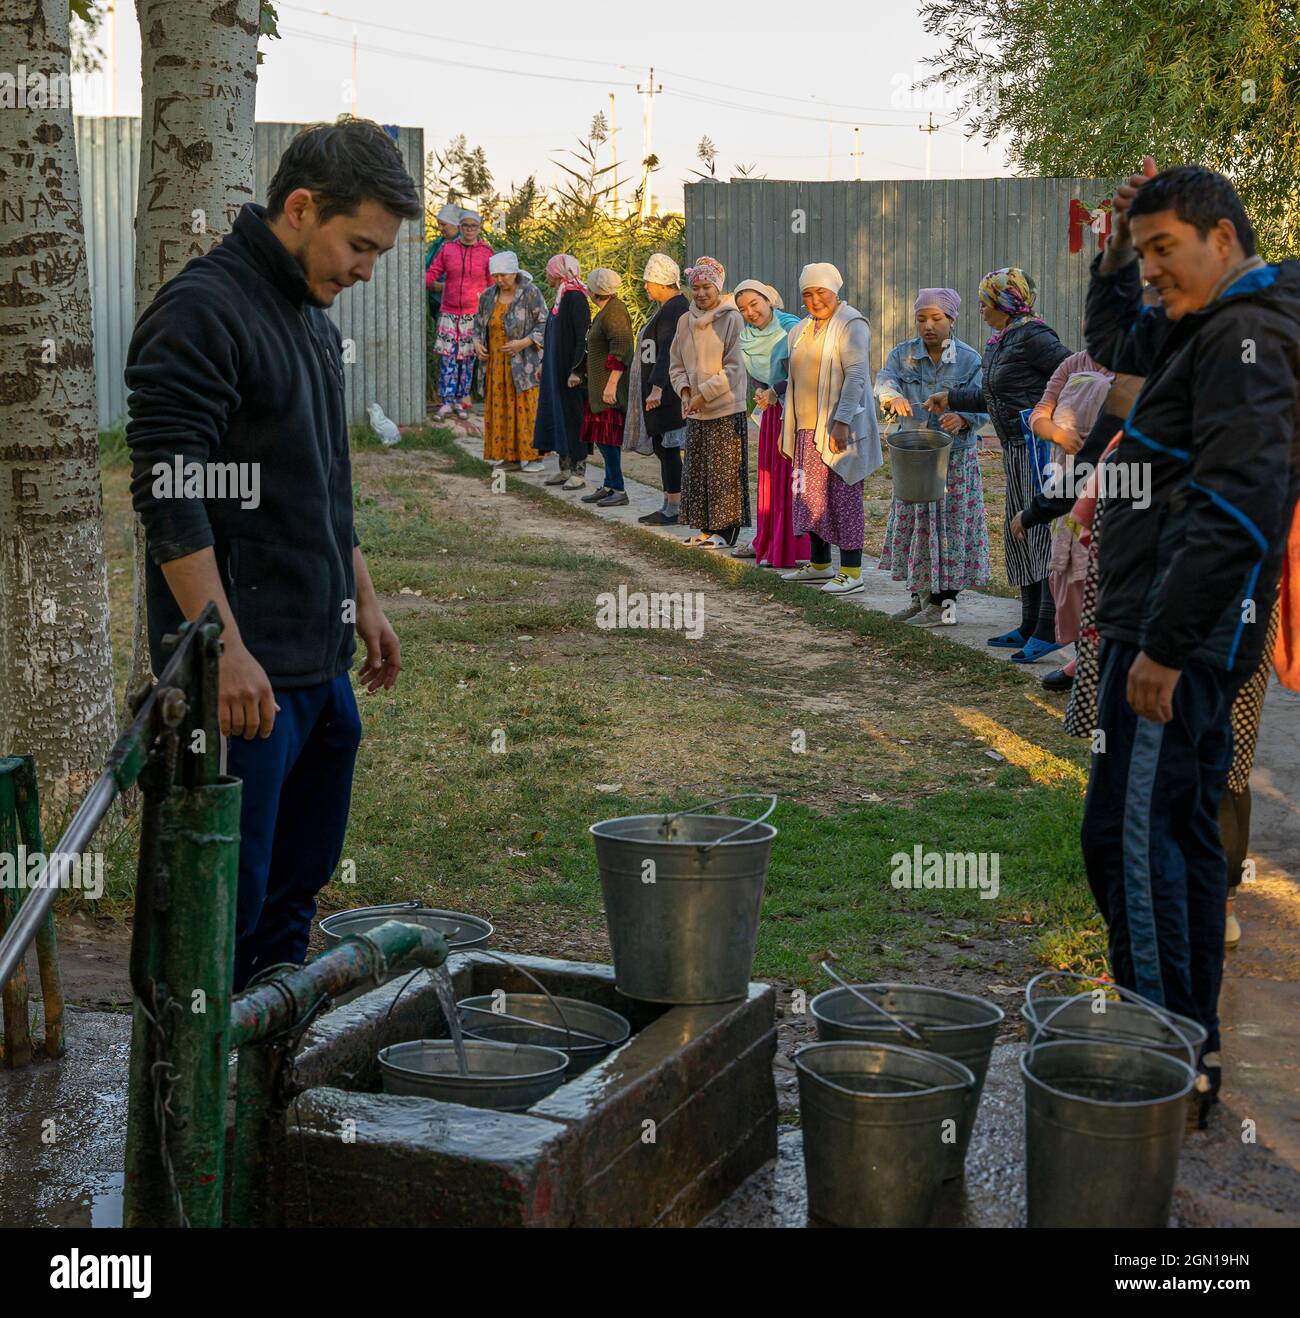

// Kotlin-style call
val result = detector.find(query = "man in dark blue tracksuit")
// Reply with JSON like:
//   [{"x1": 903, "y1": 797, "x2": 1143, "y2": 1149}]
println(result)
[
  {"x1": 126, "y1": 119, "x2": 423, "y2": 990},
  {"x1": 1082, "y1": 160, "x2": 1300, "y2": 1119}
]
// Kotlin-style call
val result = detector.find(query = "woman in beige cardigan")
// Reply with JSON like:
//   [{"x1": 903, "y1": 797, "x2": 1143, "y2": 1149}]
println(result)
[{"x1": 668, "y1": 255, "x2": 750, "y2": 548}]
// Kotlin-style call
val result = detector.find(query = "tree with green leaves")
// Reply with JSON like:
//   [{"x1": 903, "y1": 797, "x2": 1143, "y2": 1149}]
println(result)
[{"x1": 920, "y1": 0, "x2": 1300, "y2": 256}]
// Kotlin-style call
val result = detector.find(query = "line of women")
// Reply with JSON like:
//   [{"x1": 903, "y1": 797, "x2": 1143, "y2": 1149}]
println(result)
[{"x1": 474, "y1": 246, "x2": 1110, "y2": 675}]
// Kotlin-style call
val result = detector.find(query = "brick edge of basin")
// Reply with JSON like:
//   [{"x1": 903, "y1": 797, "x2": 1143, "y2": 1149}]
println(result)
[{"x1": 266, "y1": 951, "x2": 778, "y2": 1227}]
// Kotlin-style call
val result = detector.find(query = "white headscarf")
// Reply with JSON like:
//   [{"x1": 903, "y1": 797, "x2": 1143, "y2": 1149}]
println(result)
[
  {"x1": 488, "y1": 250, "x2": 531, "y2": 282},
  {"x1": 642, "y1": 253, "x2": 680, "y2": 287},
  {"x1": 733, "y1": 278, "x2": 784, "y2": 310},
  {"x1": 798, "y1": 262, "x2": 844, "y2": 294},
  {"x1": 436, "y1": 202, "x2": 462, "y2": 224},
  {"x1": 587, "y1": 267, "x2": 622, "y2": 296}
]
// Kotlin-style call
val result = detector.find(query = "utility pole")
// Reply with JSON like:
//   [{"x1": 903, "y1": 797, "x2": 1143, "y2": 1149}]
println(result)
[
  {"x1": 107, "y1": 1, "x2": 117, "y2": 114},
  {"x1": 919, "y1": 111, "x2": 941, "y2": 181},
  {"x1": 637, "y1": 66, "x2": 662, "y2": 219},
  {"x1": 827, "y1": 110, "x2": 833, "y2": 181},
  {"x1": 852, "y1": 126, "x2": 862, "y2": 181},
  {"x1": 350, "y1": 25, "x2": 358, "y2": 116},
  {"x1": 608, "y1": 91, "x2": 620, "y2": 220}
]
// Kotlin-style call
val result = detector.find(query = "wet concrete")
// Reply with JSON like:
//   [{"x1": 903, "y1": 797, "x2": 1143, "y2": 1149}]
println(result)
[
  {"x1": 271, "y1": 952, "x2": 778, "y2": 1227},
  {"x1": 703, "y1": 1042, "x2": 1300, "y2": 1227},
  {"x1": 0, "y1": 1007, "x2": 130, "y2": 1228}
]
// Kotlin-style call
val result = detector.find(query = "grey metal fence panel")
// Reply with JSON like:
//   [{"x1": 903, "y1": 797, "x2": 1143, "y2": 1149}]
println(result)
[
  {"x1": 685, "y1": 175, "x2": 1110, "y2": 372},
  {"x1": 76, "y1": 116, "x2": 425, "y2": 430}
]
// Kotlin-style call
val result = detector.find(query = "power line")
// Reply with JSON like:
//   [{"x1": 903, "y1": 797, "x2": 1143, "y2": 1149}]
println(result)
[
  {"x1": 280, "y1": 25, "x2": 638, "y2": 88},
  {"x1": 278, "y1": 1, "x2": 959, "y2": 123},
  {"x1": 277, "y1": 2, "x2": 629, "y2": 74}
]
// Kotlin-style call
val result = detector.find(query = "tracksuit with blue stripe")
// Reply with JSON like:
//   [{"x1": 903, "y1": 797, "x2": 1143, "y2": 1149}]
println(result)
[{"x1": 1082, "y1": 250, "x2": 1300, "y2": 1056}]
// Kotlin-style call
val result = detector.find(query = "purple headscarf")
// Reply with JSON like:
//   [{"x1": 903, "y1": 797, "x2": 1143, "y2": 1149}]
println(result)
[{"x1": 914, "y1": 287, "x2": 961, "y2": 319}]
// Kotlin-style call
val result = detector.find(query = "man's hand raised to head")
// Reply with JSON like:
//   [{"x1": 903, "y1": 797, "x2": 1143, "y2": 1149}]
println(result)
[{"x1": 1104, "y1": 155, "x2": 1159, "y2": 266}]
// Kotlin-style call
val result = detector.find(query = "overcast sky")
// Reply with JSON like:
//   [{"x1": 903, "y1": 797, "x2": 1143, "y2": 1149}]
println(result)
[{"x1": 75, "y1": 0, "x2": 1013, "y2": 212}]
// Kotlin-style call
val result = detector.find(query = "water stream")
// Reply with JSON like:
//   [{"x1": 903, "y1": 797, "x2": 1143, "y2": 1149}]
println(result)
[{"x1": 431, "y1": 966, "x2": 469, "y2": 1075}]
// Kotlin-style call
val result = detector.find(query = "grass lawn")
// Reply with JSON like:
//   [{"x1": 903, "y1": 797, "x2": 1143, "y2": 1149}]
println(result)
[{"x1": 94, "y1": 423, "x2": 1104, "y2": 997}]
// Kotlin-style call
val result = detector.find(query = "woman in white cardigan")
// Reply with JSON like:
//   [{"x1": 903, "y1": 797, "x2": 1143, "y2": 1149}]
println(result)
[
  {"x1": 779, "y1": 262, "x2": 882, "y2": 595},
  {"x1": 668, "y1": 255, "x2": 750, "y2": 548}
]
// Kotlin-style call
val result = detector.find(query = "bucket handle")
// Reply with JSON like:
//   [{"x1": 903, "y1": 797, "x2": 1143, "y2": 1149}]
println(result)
[
  {"x1": 470, "y1": 949, "x2": 580, "y2": 1058},
  {"x1": 819, "y1": 961, "x2": 927, "y2": 1045},
  {"x1": 1025, "y1": 972, "x2": 1198, "y2": 1067},
  {"x1": 660, "y1": 792, "x2": 778, "y2": 850},
  {"x1": 457, "y1": 1002, "x2": 610, "y2": 1047}
]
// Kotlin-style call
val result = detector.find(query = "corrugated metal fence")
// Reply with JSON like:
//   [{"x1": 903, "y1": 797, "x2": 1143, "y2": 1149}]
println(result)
[
  {"x1": 77, "y1": 116, "x2": 426, "y2": 429},
  {"x1": 685, "y1": 177, "x2": 1112, "y2": 370}
]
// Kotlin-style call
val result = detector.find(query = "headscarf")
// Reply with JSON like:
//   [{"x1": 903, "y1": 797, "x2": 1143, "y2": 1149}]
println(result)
[
  {"x1": 978, "y1": 268, "x2": 1040, "y2": 344},
  {"x1": 587, "y1": 267, "x2": 622, "y2": 297},
  {"x1": 436, "y1": 202, "x2": 462, "y2": 224},
  {"x1": 488, "y1": 250, "x2": 531, "y2": 282},
  {"x1": 798, "y1": 262, "x2": 843, "y2": 294},
  {"x1": 685, "y1": 255, "x2": 725, "y2": 290},
  {"x1": 545, "y1": 253, "x2": 588, "y2": 314},
  {"x1": 642, "y1": 252, "x2": 681, "y2": 287},
  {"x1": 739, "y1": 303, "x2": 800, "y2": 385},
  {"x1": 733, "y1": 278, "x2": 785, "y2": 310},
  {"x1": 914, "y1": 287, "x2": 960, "y2": 320},
  {"x1": 457, "y1": 210, "x2": 482, "y2": 243}
]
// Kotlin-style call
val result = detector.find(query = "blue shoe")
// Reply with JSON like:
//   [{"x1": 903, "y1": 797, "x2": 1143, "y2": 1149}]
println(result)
[
  {"x1": 1010, "y1": 637, "x2": 1064, "y2": 664},
  {"x1": 987, "y1": 628, "x2": 1026, "y2": 649}
]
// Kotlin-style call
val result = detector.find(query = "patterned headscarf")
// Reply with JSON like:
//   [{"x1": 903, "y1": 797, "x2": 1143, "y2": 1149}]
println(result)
[
  {"x1": 686, "y1": 255, "x2": 726, "y2": 290},
  {"x1": 545, "y1": 253, "x2": 588, "y2": 314},
  {"x1": 642, "y1": 252, "x2": 681, "y2": 286},
  {"x1": 979, "y1": 267, "x2": 1038, "y2": 317},
  {"x1": 978, "y1": 267, "x2": 1041, "y2": 344}
]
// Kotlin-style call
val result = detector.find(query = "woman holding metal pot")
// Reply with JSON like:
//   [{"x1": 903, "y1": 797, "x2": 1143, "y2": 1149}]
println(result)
[{"x1": 924, "y1": 267, "x2": 1071, "y2": 661}]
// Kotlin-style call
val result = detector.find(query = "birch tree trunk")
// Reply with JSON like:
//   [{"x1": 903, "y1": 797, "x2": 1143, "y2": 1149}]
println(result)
[
  {"x1": 126, "y1": 0, "x2": 259, "y2": 699},
  {"x1": 0, "y1": 0, "x2": 116, "y2": 813}
]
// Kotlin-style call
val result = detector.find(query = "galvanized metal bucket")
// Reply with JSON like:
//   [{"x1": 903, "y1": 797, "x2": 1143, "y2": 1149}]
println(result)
[
  {"x1": 590, "y1": 793, "x2": 777, "y2": 1004},
  {"x1": 377, "y1": 1039, "x2": 568, "y2": 1111},
  {"x1": 1021, "y1": 1038, "x2": 1195, "y2": 1227},
  {"x1": 888, "y1": 431, "x2": 952, "y2": 503},
  {"x1": 796, "y1": 1041, "x2": 975, "y2": 1227},
  {"x1": 1022, "y1": 972, "x2": 1207, "y2": 1059},
  {"x1": 810, "y1": 982, "x2": 1004, "y2": 1180},
  {"x1": 457, "y1": 994, "x2": 631, "y2": 1078},
  {"x1": 320, "y1": 902, "x2": 492, "y2": 951}
]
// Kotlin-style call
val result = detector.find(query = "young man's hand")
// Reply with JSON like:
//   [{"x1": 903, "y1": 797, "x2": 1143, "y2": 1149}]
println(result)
[
  {"x1": 1127, "y1": 650, "x2": 1181, "y2": 723},
  {"x1": 355, "y1": 595, "x2": 401, "y2": 692},
  {"x1": 221, "y1": 638, "x2": 279, "y2": 739}
]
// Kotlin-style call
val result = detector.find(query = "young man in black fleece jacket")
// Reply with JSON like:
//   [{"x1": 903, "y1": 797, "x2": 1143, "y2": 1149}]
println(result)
[
  {"x1": 1080, "y1": 158, "x2": 1300, "y2": 1118},
  {"x1": 125, "y1": 119, "x2": 422, "y2": 991}
]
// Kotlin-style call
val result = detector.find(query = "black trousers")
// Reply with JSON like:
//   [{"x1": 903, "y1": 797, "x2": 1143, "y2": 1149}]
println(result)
[{"x1": 652, "y1": 436, "x2": 682, "y2": 495}]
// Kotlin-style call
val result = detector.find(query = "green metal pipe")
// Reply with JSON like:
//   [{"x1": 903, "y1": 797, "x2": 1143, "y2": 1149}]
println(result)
[
  {"x1": 123, "y1": 777, "x2": 242, "y2": 1229},
  {"x1": 229, "y1": 1039, "x2": 284, "y2": 1228},
  {"x1": 226, "y1": 920, "x2": 450, "y2": 1048},
  {"x1": 225, "y1": 921, "x2": 449, "y2": 1226}
]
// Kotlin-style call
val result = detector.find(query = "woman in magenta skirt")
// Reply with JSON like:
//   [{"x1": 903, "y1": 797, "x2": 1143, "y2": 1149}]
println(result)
[{"x1": 732, "y1": 279, "x2": 807, "y2": 568}]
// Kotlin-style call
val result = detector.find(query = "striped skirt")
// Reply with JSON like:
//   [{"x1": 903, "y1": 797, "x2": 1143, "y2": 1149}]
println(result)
[{"x1": 1002, "y1": 441, "x2": 1052, "y2": 586}]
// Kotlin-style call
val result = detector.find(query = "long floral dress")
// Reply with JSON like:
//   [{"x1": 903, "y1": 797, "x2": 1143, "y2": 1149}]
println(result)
[{"x1": 482, "y1": 298, "x2": 541, "y2": 463}]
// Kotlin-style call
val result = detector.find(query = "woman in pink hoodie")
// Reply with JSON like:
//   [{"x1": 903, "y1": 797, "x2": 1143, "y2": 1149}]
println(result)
[{"x1": 426, "y1": 210, "x2": 494, "y2": 417}]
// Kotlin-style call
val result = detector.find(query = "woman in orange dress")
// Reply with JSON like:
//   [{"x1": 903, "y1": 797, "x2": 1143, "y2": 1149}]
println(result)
[{"x1": 473, "y1": 251, "x2": 549, "y2": 469}]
